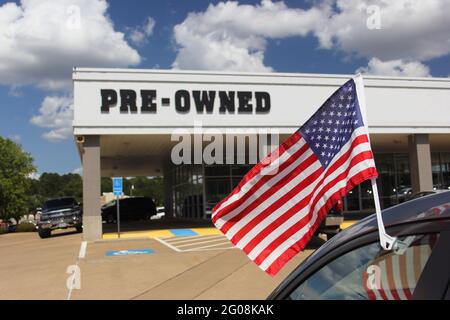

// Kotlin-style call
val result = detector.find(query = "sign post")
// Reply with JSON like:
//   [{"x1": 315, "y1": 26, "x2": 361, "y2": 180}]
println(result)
[{"x1": 112, "y1": 177, "x2": 123, "y2": 238}]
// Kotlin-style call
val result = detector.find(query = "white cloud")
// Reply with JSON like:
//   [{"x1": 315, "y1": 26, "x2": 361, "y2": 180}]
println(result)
[
  {"x1": 72, "y1": 167, "x2": 83, "y2": 175},
  {"x1": 317, "y1": 0, "x2": 450, "y2": 62},
  {"x1": 30, "y1": 95, "x2": 73, "y2": 142},
  {"x1": 172, "y1": 0, "x2": 450, "y2": 73},
  {"x1": 357, "y1": 58, "x2": 431, "y2": 77},
  {"x1": 0, "y1": 0, "x2": 141, "y2": 90},
  {"x1": 9, "y1": 134, "x2": 21, "y2": 142},
  {"x1": 144, "y1": 17, "x2": 156, "y2": 35},
  {"x1": 28, "y1": 172, "x2": 40, "y2": 180},
  {"x1": 172, "y1": 0, "x2": 328, "y2": 71},
  {"x1": 129, "y1": 17, "x2": 155, "y2": 46}
]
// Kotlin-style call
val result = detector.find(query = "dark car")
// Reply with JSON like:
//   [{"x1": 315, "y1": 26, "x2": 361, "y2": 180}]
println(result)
[
  {"x1": 37, "y1": 197, "x2": 83, "y2": 239},
  {"x1": 406, "y1": 189, "x2": 449, "y2": 201},
  {"x1": 268, "y1": 191, "x2": 450, "y2": 300},
  {"x1": 101, "y1": 197, "x2": 157, "y2": 223}
]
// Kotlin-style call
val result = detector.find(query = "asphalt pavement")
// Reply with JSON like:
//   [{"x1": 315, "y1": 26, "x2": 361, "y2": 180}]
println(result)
[{"x1": 0, "y1": 227, "x2": 322, "y2": 300}]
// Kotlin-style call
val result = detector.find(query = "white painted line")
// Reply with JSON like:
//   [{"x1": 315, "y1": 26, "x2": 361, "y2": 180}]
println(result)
[
  {"x1": 183, "y1": 241, "x2": 235, "y2": 251},
  {"x1": 67, "y1": 240, "x2": 87, "y2": 300},
  {"x1": 184, "y1": 246, "x2": 237, "y2": 252},
  {"x1": 78, "y1": 241, "x2": 87, "y2": 259},
  {"x1": 166, "y1": 235, "x2": 225, "y2": 245},
  {"x1": 176, "y1": 237, "x2": 230, "y2": 248},
  {"x1": 154, "y1": 237, "x2": 182, "y2": 252},
  {"x1": 164, "y1": 235, "x2": 208, "y2": 243}
]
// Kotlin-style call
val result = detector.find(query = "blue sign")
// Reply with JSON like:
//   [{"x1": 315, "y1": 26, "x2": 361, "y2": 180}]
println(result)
[
  {"x1": 112, "y1": 177, "x2": 123, "y2": 196},
  {"x1": 106, "y1": 249, "x2": 154, "y2": 257}
]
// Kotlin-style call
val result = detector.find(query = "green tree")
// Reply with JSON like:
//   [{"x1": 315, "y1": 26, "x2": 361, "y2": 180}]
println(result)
[
  {"x1": 25, "y1": 178, "x2": 45, "y2": 211},
  {"x1": 29, "y1": 173, "x2": 83, "y2": 206},
  {"x1": 60, "y1": 173, "x2": 82, "y2": 201},
  {"x1": 0, "y1": 137, "x2": 36, "y2": 221},
  {"x1": 101, "y1": 177, "x2": 112, "y2": 194},
  {"x1": 101, "y1": 176, "x2": 164, "y2": 206},
  {"x1": 38, "y1": 172, "x2": 62, "y2": 199},
  {"x1": 126, "y1": 176, "x2": 164, "y2": 206}
]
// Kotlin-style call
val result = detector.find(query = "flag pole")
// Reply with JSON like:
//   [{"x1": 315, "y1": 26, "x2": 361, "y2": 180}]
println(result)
[
  {"x1": 370, "y1": 178, "x2": 397, "y2": 250},
  {"x1": 354, "y1": 74, "x2": 399, "y2": 251}
]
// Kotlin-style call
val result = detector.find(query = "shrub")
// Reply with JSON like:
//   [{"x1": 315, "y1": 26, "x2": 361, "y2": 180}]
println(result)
[
  {"x1": 16, "y1": 222, "x2": 36, "y2": 233},
  {"x1": 0, "y1": 227, "x2": 8, "y2": 235}
]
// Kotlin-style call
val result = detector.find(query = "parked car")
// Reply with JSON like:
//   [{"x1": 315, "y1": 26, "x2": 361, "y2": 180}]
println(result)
[
  {"x1": 268, "y1": 191, "x2": 450, "y2": 300},
  {"x1": 37, "y1": 197, "x2": 83, "y2": 239},
  {"x1": 406, "y1": 189, "x2": 450, "y2": 201},
  {"x1": 316, "y1": 200, "x2": 344, "y2": 240},
  {"x1": 151, "y1": 207, "x2": 165, "y2": 220},
  {"x1": 101, "y1": 197, "x2": 157, "y2": 223}
]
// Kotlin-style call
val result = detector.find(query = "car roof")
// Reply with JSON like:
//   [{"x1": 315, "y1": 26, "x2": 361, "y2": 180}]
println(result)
[
  {"x1": 415, "y1": 189, "x2": 449, "y2": 194},
  {"x1": 270, "y1": 191, "x2": 450, "y2": 298},
  {"x1": 318, "y1": 191, "x2": 450, "y2": 251},
  {"x1": 46, "y1": 197, "x2": 75, "y2": 201},
  {"x1": 304, "y1": 191, "x2": 450, "y2": 267}
]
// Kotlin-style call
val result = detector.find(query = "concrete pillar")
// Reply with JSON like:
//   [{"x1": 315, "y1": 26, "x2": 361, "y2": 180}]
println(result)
[
  {"x1": 163, "y1": 163, "x2": 174, "y2": 219},
  {"x1": 82, "y1": 135, "x2": 102, "y2": 241},
  {"x1": 408, "y1": 134, "x2": 433, "y2": 193}
]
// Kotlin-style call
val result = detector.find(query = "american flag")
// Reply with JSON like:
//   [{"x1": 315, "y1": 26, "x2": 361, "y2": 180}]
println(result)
[{"x1": 211, "y1": 77, "x2": 378, "y2": 276}]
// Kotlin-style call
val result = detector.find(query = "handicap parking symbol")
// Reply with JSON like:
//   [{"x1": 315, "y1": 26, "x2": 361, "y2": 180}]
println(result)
[{"x1": 106, "y1": 249, "x2": 154, "y2": 256}]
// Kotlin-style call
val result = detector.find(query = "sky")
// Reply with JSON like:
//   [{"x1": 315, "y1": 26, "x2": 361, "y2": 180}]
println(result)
[{"x1": 0, "y1": 0, "x2": 449, "y2": 176}]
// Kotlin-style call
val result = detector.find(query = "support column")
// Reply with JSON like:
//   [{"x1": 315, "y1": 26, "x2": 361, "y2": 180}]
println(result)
[
  {"x1": 82, "y1": 135, "x2": 102, "y2": 241},
  {"x1": 163, "y1": 163, "x2": 174, "y2": 219},
  {"x1": 408, "y1": 134, "x2": 433, "y2": 193}
]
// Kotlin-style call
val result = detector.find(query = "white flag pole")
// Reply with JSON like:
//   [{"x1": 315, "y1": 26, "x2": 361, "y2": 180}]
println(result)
[
  {"x1": 370, "y1": 178, "x2": 398, "y2": 250},
  {"x1": 353, "y1": 74, "x2": 399, "y2": 251}
]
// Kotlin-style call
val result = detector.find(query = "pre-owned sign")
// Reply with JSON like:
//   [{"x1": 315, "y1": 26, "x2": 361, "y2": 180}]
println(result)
[{"x1": 100, "y1": 89, "x2": 271, "y2": 114}]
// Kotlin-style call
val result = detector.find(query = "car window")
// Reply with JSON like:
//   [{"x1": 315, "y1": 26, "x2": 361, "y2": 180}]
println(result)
[
  {"x1": 43, "y1": 198, "x2": 76, "y2": 210},
  {"x1": 288, "y1": 233, "x2": 439, "y2": 300}
]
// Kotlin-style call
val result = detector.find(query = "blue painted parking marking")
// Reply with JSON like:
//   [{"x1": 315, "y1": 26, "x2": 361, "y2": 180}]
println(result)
[
  {"x1": 106, "y1": 249, "x2": 154, "y2": 256},
  {"x1": 170, "y1": 229, "x2": 199, "y2": 237}
]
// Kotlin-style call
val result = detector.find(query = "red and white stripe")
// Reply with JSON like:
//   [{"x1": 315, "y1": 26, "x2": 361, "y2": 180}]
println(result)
[
  {"x1": 212, "y1": 126, "x2": 378, "y2": 276},
  {"x1": 363, "y1": 235, "x2": 436, "y2": 300}
]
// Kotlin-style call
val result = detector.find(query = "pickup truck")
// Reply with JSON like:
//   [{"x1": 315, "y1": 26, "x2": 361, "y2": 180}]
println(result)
[
  {"x1": 37, "y1": 197, "x2": 83, "y2": 238},
  {"x1": 316, "y1": 200, "x2": 344, "y2": 240}
]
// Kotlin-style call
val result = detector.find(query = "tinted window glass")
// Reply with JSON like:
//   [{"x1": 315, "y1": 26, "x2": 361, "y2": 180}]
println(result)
[
  {"x1": 43, "y1": 198, "x2": 76, "y2": 210},
  {"x1": 289, "y1": 234, "x2": 438, "y2": 300}
]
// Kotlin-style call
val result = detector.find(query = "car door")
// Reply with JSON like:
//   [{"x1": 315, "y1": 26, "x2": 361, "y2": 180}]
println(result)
[
  {"x1": 119, "y1": 199, "x2": 131, "y2": 220},
  {"x1": 274, "y1": 220, "x2": 450, "y2": 300}
]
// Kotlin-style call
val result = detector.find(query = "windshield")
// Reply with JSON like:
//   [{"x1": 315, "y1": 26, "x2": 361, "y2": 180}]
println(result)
[
  {"x1": 102, "y1": 200, "x2": 116, "y2": 208},
  {"x1": 43, "y1": 198, "x2": 76, "y2": 210}
]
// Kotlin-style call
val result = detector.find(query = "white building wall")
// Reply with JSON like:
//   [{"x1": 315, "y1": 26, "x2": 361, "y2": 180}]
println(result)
[{"x1": 73, "y1": 69, "x2": 450, "y2": 135}]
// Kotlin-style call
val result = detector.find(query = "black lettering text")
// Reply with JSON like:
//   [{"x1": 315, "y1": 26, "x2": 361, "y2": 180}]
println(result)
[
  {"x1": 140, "y1": 90, "x2": 157, "y2": 113},
  {"x1": 238, "y1": 91, "x2": 253, "y2": 113},
  {"x1": 175, "y1": 90, "x2": 190, "y2": 113},
  {"x1": 193, "y1": 90, "x2": 216, "y2": 113},
  {"x1": 218, "y1": 91, "x2": 235, "y2": 113},
  {"x1": 255, "y1": 92, "x2": 270, "y2": 113},
  {"x1": 120, "y1": 89, "x2": 138, "y2": 113},
  {"x1": 100, "y1": 89, "x2": 117, "y2": 113}
]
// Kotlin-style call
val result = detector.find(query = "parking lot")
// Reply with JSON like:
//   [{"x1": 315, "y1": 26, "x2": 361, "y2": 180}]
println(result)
[{"x1": 0, "y1": 227, "x2": 322, "y2": 300}]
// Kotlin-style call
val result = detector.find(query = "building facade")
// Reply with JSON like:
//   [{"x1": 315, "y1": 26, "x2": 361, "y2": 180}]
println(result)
[{"x1": 73, "y1": 68, "x2": 450, "y2": 240}]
